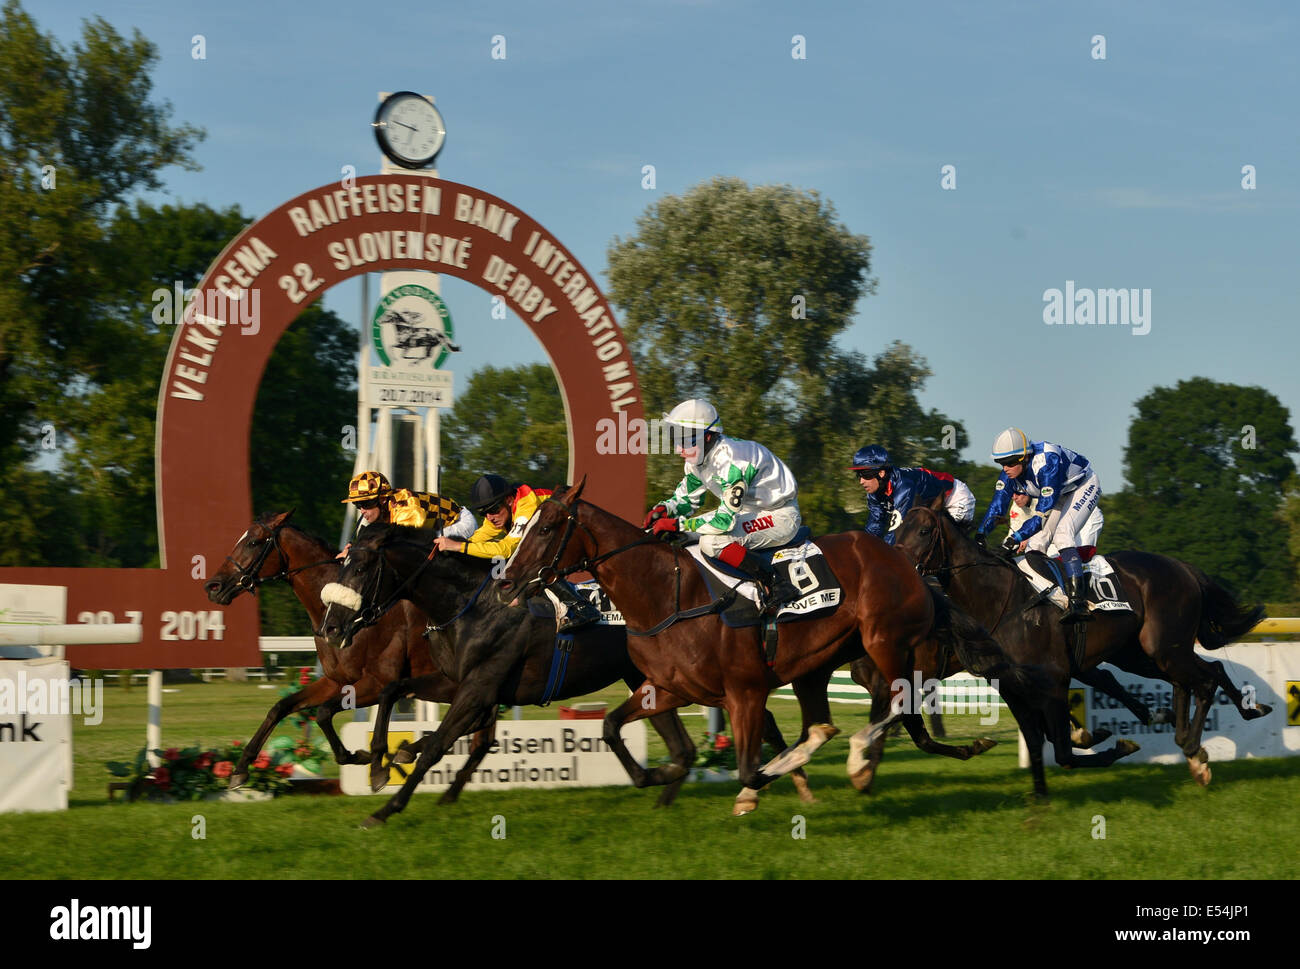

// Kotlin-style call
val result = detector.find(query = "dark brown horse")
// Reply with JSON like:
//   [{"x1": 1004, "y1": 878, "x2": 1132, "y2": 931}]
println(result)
[
  {"x1": 318, "y1": 525, "x2": 818, "y2": 827},
  {"x1": 205, "y1": 511, "x2": 494, "y2": 800},
  {"x1": 893, "y1": 505, "x2": 1270, "y2": 790},
  {"x1": 499, "y1": 479, "x2": 1052, "y2": 814}
]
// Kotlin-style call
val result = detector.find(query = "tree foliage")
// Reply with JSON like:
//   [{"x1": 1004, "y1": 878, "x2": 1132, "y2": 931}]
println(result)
[
  {"x1": 438, "y1": 363, "x2": 569, "y2": 504},
  {"x1": 606, "y1": 177, "x2": 965, "y2": 532},
  {"x1": 1109, "y1": 378, "x2": 1297, "y2": 600}
]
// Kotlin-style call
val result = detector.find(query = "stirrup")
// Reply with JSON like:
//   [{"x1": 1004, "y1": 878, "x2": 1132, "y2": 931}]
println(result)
[{"x1": 557, "y1": 598, "x2": 602, "y2": 633}]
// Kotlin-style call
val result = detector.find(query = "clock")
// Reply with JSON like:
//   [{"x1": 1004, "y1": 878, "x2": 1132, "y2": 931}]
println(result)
[{"x1": 373, "y1": 91, "x2": 446, "y2": 169}]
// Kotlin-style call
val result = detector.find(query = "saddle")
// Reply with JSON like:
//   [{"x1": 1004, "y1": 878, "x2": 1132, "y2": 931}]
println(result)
[
  {"x1": 1014, "y1": 549, "x2": 1133, "y2": 615},
  {"x1": 685, "y1": 528, "x2": 842, "y2": 629}
]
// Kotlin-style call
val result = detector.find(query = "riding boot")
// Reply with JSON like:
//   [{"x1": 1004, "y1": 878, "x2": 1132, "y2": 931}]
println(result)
[
  {"x1": 547, "y1": 581, "x2": 603, "y2": 634},
  {"x1": 738, "y1": 551, "x2": 801, "y2": 617},
  {"x1": 1061, "y1": 574, "x2": 1091, "y2": 624}
]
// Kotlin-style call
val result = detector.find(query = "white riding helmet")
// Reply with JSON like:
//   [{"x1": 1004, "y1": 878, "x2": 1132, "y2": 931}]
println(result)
[
  {"x1": 991, "y1": 427, "x2": 1032, "y2": 463},
  {"x1": 663, "y1": 398, "x2": 721, "y2": 434}
]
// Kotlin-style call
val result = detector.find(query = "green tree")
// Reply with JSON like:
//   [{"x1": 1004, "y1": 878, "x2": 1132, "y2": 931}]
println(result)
[
  {"x1": 1118, "y1": 378, "x2": 1297, "y2": 600},
  {"x1": 438, "y1": 363, "x2": 569, "y2": 504},
  {"x1": 0, "y1": 1, "x2": 202, "y2": 557},
  {"x1": 606, "y1": 177, "x2": 965, "y2": 532}
]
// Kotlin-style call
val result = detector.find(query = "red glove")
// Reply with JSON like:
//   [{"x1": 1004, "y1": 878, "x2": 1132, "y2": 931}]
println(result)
[
  {"x1": 642, "y1": 505, "x2": 668, "y2": 529},
  {"x1": 651, "y1": 517, "x2": 679, "y2": 536}
]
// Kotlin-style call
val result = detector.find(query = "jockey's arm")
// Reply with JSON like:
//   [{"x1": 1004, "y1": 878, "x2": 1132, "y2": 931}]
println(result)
[{"x1": 978, "y1": 472, "x2": 1014, "y2": 533}]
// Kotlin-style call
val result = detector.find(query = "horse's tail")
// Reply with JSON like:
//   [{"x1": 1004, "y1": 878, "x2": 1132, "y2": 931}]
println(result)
[
  {"x1": 1190, "y1": 565, "x2": 1266, "y2": 649},
  {"x1": 924, "y1": 580, "x2": 1053, "y2": 696}
]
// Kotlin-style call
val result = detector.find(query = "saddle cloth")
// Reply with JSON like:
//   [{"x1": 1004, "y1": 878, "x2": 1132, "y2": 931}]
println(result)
[
  {"x1": 525, "y1": 581, "x2": 626, "y2": 626},
  {"x1": 685, "y1": 536, "x2": 842, "y2": 628},
  {"x1": 1014, "y1": 551, "x2": 1133, "y2": 614}
]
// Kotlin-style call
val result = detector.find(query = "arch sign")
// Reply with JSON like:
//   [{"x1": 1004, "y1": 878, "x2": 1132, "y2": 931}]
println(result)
[{"x1": 0, "y1": 176, "x2": 646, "y2": 668}]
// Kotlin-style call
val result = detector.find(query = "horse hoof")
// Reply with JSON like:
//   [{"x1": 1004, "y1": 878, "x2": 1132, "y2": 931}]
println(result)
[
  {"x1": 732, "y1": 799, "x2": 759, "y2": 817},
  {"x1": 1089, "y1": 728, "x2": 1112, "y2": 746},
  {"x1": 1244, "y1": 703, "x2": 1272, "y2": 720},
  {"x1": 971, "y1": 737, "x2": 998, "y2": 755},
  {"x1": 1114, "y1": 739, "x2": 1141, "y2": 758},
  {"x1": 849, "y1": 768, "x2": 875, "y2": 794},
  {"x1": 1188, "y1": 756, "x2": 1212, "y2": 787},
  {"x1": 370, "y1": 769, "x2": 389, "y2": 793},
  {"x1": 360, "y1": 816, "x2": 385, "y2": 830},
  {"x1": 228, "y1": 772, "x2": 248, "y2": 791},
  {"x1": 791, "y1": 775, "x2": 817, "y2": 804}
]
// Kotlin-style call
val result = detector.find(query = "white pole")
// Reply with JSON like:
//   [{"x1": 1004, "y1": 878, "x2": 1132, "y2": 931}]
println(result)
[
  {"x1": 0, "y1": 623, "x2": 141, "y2": 645},
  {"x1": 147, "y1": 670, "x2": 163, "y2": 768}
]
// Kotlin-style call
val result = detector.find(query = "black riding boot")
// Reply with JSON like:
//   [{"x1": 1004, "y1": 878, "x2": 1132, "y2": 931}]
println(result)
[
  {"x1": 738, "y1": 551, "x2": 800, "y2": 617},
  {"x1": 548, "y1": 581, "x2": 603, "y2": 633},
  {"x1": 1061, "y1": 574, "x2": 1091, "y2": 624}
]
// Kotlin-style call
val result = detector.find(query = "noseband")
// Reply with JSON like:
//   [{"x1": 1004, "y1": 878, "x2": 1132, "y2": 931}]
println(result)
[{"x1": 224, "y1": 527, "x2": 290, "y2": 593}]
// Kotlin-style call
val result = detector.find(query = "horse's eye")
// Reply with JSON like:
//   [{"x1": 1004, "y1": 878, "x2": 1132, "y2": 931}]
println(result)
[
  {"x1": 540, "y1": 524, "x2": 552, "y2": 535},
  {"x1": 249, "y1": 538, "x2": 262, "y2": 547}
]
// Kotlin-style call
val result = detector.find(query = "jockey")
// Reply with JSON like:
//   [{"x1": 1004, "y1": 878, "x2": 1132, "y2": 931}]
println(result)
[
  {"x1": 338, "y1": 470, "x2": 476, "y2": 558},
  {"x1": 1009, "y1": 492, "x2": 1104, "y2": 557},
  {"x1": 848, "y1": 444, "x2": 976, "y2": 544},
  {"x1": 643, "y1": 399, "x2": 801, "y2": 616},
  {"x1": 973, "y1": 428, "x2": 1102, "y2": 623},
  {"x1": 433, "y1": 473, "x2": 601, "y2": 633}
]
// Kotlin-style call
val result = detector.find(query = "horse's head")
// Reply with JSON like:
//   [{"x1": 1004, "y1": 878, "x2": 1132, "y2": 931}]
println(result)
[
  {"x1": 318, "y1": 525, "x2": 411, "y2": 648},
  {"x1": 205, "y1": 510, "x2": 295, "y2": 605},
  {"x1": 498, "y1": 477, "x2": 588, "y2": 600},
  {"x1": 892, "y1": 506, "x2": 951, "y2": 576}
]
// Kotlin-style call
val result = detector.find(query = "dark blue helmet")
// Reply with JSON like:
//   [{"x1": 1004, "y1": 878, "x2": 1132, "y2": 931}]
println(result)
[{"x1": 849, "y1": 444, "x2": 891, "y2": 472}]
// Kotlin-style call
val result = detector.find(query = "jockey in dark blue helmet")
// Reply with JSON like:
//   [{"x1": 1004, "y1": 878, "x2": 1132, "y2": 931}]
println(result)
[{"x1": 849, "y1": 445, "x2": 973, "y2": 544}]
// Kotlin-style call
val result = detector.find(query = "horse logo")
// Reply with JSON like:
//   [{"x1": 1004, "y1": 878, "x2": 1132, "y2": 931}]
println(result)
[{"x1": 370, "y1": 283, "x2": 460, "y2": 370}]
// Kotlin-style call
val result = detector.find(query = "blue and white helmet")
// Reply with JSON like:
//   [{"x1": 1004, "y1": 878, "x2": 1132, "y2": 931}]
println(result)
[{"x1": 991, "y1": 427, "x2": 1032, "y2": 464}]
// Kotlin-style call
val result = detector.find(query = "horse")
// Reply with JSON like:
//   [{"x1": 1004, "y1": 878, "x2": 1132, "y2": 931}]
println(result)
[
  {"x1": 317, "y1": 524, "x2": 819, "y2": 827},
  {"x1": 205, "y1": 511, "x2": 495, "y2": 801},
  {"x1": 893, "y1": 505, "x2": 1270, "y2": 789},
  {"x1": 498, "y1": 478, "x2": 1056, "y2": 814}
]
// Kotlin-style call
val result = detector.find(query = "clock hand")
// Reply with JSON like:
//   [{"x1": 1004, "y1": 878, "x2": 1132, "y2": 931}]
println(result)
[{"x1": 392, "y1": 121, "x2": 416, "y2": 132}]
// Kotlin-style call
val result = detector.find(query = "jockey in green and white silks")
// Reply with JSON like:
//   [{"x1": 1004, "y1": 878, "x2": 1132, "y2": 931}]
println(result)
[{"x1": 642, "y1": 399, "x2": 802, "y2": 615}]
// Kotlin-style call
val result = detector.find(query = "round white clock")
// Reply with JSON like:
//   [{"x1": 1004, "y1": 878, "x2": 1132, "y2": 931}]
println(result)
[{"x1": 373, "y1": 91, "x2": 446, "y2": 169}]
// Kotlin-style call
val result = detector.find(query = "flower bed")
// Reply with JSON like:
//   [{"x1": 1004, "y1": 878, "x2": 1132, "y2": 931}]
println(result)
[{"x1": 107, "y1": 736, "x2": 327, "y2": 802}]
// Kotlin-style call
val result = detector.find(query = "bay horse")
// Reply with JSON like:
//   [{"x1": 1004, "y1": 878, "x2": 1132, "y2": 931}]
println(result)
[
  {"x1": 893, "y1": 505, "x2": 1270, "y2": 789},
  {"x1": 499, "y1": 479, "x2": 1055, "y2": 814},
  {"x1": 318, "y1": 524, "x2": 817, "y2": 827},
  {"x1": 205, "y1": 511, "x2": 494, "y2": 801}
]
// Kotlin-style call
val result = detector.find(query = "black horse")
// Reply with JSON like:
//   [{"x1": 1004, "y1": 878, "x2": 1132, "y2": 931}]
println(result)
[
  {"x1": 317, "y1": 524, "x2": 816, "y2": 827},
  {"x1": 894, "y1": 506, "x2": 1270, "y2": 792}
]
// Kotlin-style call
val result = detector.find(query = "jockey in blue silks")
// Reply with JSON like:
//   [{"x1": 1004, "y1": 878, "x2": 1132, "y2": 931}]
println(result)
[
  {"x1": 848, "y1": 445, "x2": 975, "y2": 544},
  {"x1": 973, "y1": 427, "x2": 1102, "y2": 623}
]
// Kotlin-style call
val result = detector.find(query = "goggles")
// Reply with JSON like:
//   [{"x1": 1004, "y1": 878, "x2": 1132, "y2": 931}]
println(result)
[
  {"x1": 356, "y1": 498, "x2": 382, "y2": 510},
  {"x1": 671, "y1": 427, "x2": 705, "y2": 449},
  {"x1": 996, "y1": 456, "x2": 1025, "y2": 468},
  {"x1": 855, "y1": 468, "x2": 882, "y2": 480}
]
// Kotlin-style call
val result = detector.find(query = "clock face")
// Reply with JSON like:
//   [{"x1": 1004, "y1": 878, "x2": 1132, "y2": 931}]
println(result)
[{"x1": 374, "y1": 92, "x2": 445, "y2": 168}]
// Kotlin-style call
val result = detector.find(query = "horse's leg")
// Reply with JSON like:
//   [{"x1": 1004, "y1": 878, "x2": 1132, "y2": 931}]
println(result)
[
  {"x1": 1041, "y1": 692, "x2": 1141, "y2": 769},
  {"x1": 229, "y1": 675, "x2": 341, "y2": 790},
  {"x1": 847, "y1": 660, "x2": 889, "y2": 793},
  {"x1": 368, "y1": 678, "x2": 410, "y2": 792},
  {"x1": 315, "y1": 674, "x2": 387, "y2": 772},
  {"x1": 601, "y1": 682, "x2": 690, "y2": 790},
  {"x1": 898, "y1": 712, "x2": 1000, "y2": 761},
  {"x1": 439, "y1": 718, "x2": 496, "y2": 805},
  {"x1": 758, "y1": 668, "x2": 839, "y2": 784},
  {"x1": 761, "y1": 708, "x2": 816, "y2": 804},
  {"x1": 1171, "y1": 682, "x2": 1191, "y2": 749},
  {"x1": 1179, "y1": 679, "x2": 1216, "y2": 787},
  {"x1": 1198, "y1": 656, "x2": 1272, "y2": 721},
  {"x1": 622, "y1": 671, "x2": 696, "y2": 807},
  {"x1": 646, "y1": 709, "x2": 695, "y2": 808},
  {"x1": 846, "y1": 668, "x2": 910, "y2": 780},
  {"x1": 730, "y1": 691, "x2": 778, "y2": 817},
  {"x1": 363, "y1": 688, "x2": 498, "y2": 828},
  {"x1": 1000, "y1": 690, "x2": 1049, "y2": 800},
  {"x1": 1075, "y1": 665, "x2": 1150, "y2": 725}
]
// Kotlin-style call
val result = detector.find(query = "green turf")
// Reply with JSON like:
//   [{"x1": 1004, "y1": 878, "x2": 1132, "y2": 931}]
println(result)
[{"x1": 2, "y1": 677, "x2": 1298, "y2": 879}]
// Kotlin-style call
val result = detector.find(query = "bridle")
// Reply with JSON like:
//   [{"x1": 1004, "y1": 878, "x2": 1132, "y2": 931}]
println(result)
[
  {"x1": 221, "y1": 523, "x2": 334, "y2": 594},
  {"x1": 333, "y1": 539, "x2": 439, "y2": 642},
  {"x1": 904, "y1": 508, "x2": 1017, "y2": 635},
  {"x1": 518, "y1": 495, "x2": 657, "y2": 594}
]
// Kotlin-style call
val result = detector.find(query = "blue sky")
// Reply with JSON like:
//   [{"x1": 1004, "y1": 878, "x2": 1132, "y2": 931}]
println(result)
[{"x1": 41, "y1": 0, "x2": 1300, "y2": 490}]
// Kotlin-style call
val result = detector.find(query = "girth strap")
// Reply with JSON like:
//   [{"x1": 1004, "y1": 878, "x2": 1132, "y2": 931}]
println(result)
[{"x1": 538, "y1": 634, "x2": 574, "y2": 706}]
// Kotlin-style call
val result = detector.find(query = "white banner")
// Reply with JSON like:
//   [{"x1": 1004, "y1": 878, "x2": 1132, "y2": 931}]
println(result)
[
  {"x1": 1024, "y1": 642, "x2": 1299, "y2": 766},
  {"x1": 340, "y1": 718, "x2": 646, "y2": 795},
  {"x1": 0, "y1": 659, "x2": 72, "y2": 812}
]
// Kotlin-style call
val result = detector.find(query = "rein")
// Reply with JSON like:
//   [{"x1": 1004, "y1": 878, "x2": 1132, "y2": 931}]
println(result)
[
  {"x1": 529, "y1": 497, "x2": 735, "y2": 636},
  {"x1": 224, "y1": 523, "x2": 339, "y2": 593},
  {"x1": 913, "y1": 514, "x2": 1017, "y2": 634},
  {"x1": 342, "y1": 540, "x2": 440, "y2": 639}
]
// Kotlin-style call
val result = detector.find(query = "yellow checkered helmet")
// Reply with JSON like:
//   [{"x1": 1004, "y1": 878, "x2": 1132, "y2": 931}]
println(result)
[{"x1": 342, "y1": 470, "x2": 393, "y2": 504}]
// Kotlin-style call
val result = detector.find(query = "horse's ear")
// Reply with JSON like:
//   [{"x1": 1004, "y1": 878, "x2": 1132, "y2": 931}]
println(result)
[
  {"x1": 569, "y1": 475, "x2": 587, "y2": 503},
  {"x1": 269, "y1": 509, "x2": 295, "y2": 528}
]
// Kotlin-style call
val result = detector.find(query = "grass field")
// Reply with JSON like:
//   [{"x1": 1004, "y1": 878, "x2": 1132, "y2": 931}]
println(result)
[{"x1": 2, "y1": 676, "x2": 1298, "y2": 880}]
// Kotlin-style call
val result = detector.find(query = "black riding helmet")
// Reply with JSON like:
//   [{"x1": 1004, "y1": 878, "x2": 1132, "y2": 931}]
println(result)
[{"x1": 467, "y1": 473, "x2": 513, "y2": 513}]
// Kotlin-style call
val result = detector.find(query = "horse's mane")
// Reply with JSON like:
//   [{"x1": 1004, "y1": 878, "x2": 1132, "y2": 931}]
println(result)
[
  {"x1": 255, "y1": 511, "x2": 337, "y2": 553},
  {"x1": 358, "y1": 523, "x2": 494, "y2": 576}
]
